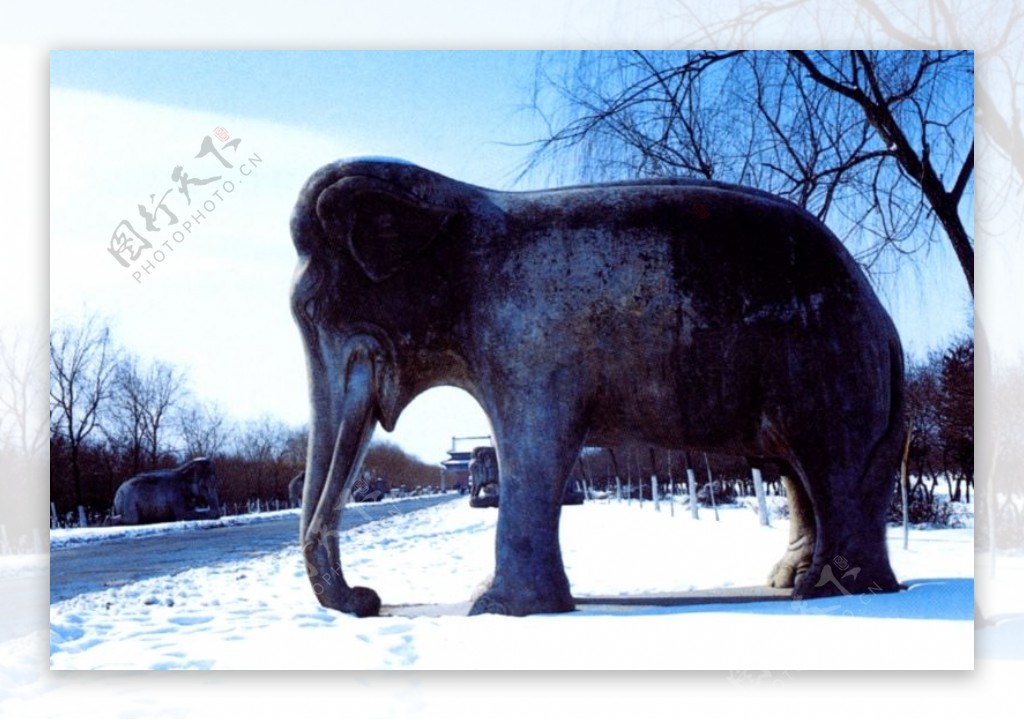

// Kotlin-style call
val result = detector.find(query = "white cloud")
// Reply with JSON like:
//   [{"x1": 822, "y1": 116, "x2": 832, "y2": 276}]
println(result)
[{"x1": 50, "y1": 87, "x2": 492, "y2": 462}]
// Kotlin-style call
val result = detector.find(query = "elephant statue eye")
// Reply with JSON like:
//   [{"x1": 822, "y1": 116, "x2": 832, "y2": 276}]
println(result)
[{"x1": 373, "y1": 212, "x2": 399, "y2": 240}]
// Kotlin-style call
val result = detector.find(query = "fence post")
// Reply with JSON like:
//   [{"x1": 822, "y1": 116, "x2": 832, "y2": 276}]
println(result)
[
  {"x1": 752, "y1": 467, "x2": 770, "y2": 527},
  {"x1": 667, "y1": 451, "x2": 675, "y2": 498},
  {"x1": 622, "y1": 453, "x2": 632, "y2": 505},
  {"x1": 686, "y1": 451, "x2": 699, "y2": 520}
]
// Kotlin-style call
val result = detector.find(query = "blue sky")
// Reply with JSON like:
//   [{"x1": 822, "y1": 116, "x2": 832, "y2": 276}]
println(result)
[
  {"x1": 50, "y1": 51, "x2": 547, "y2": 189},
  {"x1": 49, "y1": 50, "x2": 975, "y2": 463}
]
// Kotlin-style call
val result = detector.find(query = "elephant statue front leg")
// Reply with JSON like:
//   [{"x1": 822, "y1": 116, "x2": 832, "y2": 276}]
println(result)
[{"x1": 469, "y1": 423, "x2": 580, "y2": 616}]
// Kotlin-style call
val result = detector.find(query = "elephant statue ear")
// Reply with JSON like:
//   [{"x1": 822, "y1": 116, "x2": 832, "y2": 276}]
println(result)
[{"x1": 315, "y1": 176, "x2": 455, "y2": 282}]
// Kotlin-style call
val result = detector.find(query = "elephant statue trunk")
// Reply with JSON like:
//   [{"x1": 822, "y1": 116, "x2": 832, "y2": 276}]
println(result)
[
  {"x1": 290, "y1": 158, "x2": 905, "y2": 617},
  {"x1": 297, "y1": 331, "x2": 396, "y2": 616}
]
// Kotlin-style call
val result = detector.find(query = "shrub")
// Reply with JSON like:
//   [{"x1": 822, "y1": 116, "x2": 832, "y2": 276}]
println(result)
[{"x1": 886, "y1": 486, "x2": 953, "y2": 527}]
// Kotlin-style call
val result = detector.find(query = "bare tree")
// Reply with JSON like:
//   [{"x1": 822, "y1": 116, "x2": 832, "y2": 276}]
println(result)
[
  {"x1": 108, "y1": 355, "x2": 189, "y2": 473},
  {"x1": 49, "y1": 316, "x2": 118, "y2": 525},
  {"x1": 939, "y1": 337, "x2": 974, "y2": 501},
  {"x1": 177, "y1": 400, "x2": 231, "y2": 459},
  {"x1": 235, "y1": 416, "x2": 293, "y2": 502},
  {"x1": 107, "y1": 355, "x2": 146, "y2": 474},
  {"x1": 280, "y1": 425, "x2": 308, "y2": 468},
  {"x1": 0, "y1": 328, "x2": 47, "y2": 460},
  {"x1": 0, "y1": 328, "x2": 48, "y2": 549},
  {"x1": 904, "y1": 356, "x2": 946, "y2": 500},
  {"x1": 527, "y1": 50, "x2": 974, "y2": 294}
]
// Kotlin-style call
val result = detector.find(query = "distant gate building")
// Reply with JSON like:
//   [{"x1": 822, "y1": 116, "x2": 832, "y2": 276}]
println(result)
[{"x1": 440, "y1": 435, "x2": 492, "y2": 493}]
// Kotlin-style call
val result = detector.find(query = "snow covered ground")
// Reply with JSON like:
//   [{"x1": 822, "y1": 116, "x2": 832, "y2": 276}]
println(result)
[{"x1": 43, "y1": 495, "x2": 975, "y2": 671}]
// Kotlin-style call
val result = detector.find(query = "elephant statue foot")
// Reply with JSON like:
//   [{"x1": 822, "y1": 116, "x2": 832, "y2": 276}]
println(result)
[
  {"x1": 767, "y1": 536, "x2": 813, "y2": 590},
  {"x1": 793, "y1": 544, "x2": 902, "y2": 599},
  {"x1": 302, "y1": 540, "x2": 382, "y2": 617},
  {"x1": 469, "y1": 572, "x2": 574, "y2": 617},
  {"x1": 318, "y1": 585, "x2": 382, "y2": 618},
  {"x1": 469, "y1": 590, "x2": 575, "y2": 617}
]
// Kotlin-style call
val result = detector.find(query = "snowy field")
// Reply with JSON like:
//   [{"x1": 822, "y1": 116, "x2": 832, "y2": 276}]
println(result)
[{"x1": 43, "y1": 495, "x2": 976, "y2": 671}]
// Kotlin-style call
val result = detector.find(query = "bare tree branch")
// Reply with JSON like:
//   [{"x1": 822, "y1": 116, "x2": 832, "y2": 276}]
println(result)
[
  {"x1": 951, "y1": 142, "x2": 975, "y2": 206},
  {"x1": 50, "y1": 315, "x2": 119, "y2": 515},
  {"x1": 526, "y1": 50, "x2": 973, "y2": 296}
]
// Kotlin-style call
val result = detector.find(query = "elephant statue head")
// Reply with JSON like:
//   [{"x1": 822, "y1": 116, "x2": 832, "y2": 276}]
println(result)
[
  {"x1": 291, "y1": 158, "x2": 905, "y2": 617},
  {"x1": 113, "y1": 457, "x2": 221, "y2": 525},
  {"x1": 182, "y1": 457, "x2": 220, "y2": 514}
]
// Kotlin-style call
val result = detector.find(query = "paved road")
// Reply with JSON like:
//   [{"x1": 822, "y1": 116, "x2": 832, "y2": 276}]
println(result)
[{"x1": 50, "y1": 495, "x2": 458, "y2": 604}]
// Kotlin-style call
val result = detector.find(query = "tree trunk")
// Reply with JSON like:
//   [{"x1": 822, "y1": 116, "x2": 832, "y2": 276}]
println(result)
[
  {"x1": 649, "y1": 448, "x2": 659, "y2": 512},
  {"x1": 685, "y1": 452, "x2": 699, "y2": 520},
  {"x1": 704, "y1": 452, "x2": 719, "y2": 522},
  {"x1": 900, "y1": 424, "x2": 913, "y2": 550}
]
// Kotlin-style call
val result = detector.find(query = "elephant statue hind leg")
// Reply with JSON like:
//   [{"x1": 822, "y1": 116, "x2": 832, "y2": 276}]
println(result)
[
  {"x1": 767, "y1": 473, "x2": 815, "y2": 589},
  {"x1": 789, "y1": 432, "x2": 902, "y2": 600}
]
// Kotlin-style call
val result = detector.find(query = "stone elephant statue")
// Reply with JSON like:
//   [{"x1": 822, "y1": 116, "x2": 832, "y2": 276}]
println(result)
[
  {"x1": 469, "y1": 446, "x2": 585, "y2": 508},
  {"x1": 288, "y1": 472, "x2": 304, "y2": 509},
  {"x1": 468, "y1": 446, "x2": 500, "y2": 508},
  {"x1": 112, "y1": 457, "x2": 221, "y2": 525},
  {"x1": 290, "y1": 158, "x2": 905, "y2": 617}
]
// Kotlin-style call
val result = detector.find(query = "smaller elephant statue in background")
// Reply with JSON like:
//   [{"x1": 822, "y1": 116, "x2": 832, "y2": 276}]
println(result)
[
  {"x1": 112, "y1": 457, "x2": 221, "y2": 525},
  {"x1": 469, "y1": 446, "x2": 585, "y2": 508},
  {"x1": 288, "y1": 472, "x2": 305, "y2": 509},
  {"x1": 468, "y1": 447, "x2": 499, "y2": 508}
]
